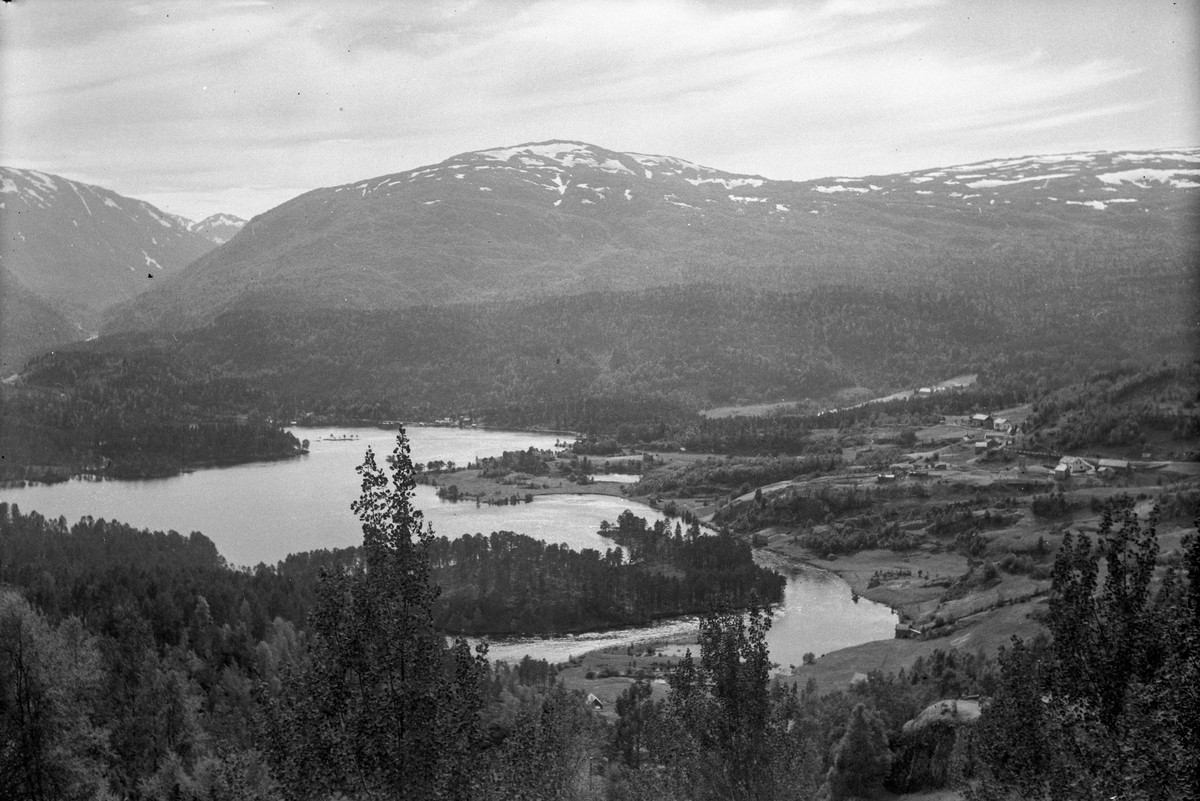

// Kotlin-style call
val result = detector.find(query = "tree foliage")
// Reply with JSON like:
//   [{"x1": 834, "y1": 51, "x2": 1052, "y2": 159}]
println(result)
[
  {"x1": 263, "y1": 431, "x2": 489, "y2": 800},
  {"x1": 826, "y1": 702, "x2": 893, "y2": 800},
  {"x1": 974, "y1": 498, "x2": 1200, "y2": 799}
]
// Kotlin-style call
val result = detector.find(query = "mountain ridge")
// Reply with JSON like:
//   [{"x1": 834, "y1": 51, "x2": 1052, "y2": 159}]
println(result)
[{"x1": 100, "y1": 140, "x2": 1200, "y2": 334}]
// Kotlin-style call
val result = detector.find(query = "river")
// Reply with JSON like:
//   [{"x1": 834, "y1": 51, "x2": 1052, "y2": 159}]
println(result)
[{"x1": 0, "y1": 424, "x2": 896, "y2": 664}]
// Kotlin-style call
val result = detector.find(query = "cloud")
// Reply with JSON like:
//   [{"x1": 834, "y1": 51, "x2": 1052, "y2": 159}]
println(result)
[{"x1": 1, "y1": 0, "x2": 1193, "y2": 220}]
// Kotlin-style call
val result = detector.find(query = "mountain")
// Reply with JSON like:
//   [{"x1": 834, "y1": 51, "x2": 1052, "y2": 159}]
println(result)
[
  {"x1": 0, "y1": 266, "x2": 82, "y2": 374},
  {"x1": 189, "y1": 213, "x2": 246, "y2": 245},
  {"x1": 0, "y1": 166, "x2": 219, "y2": 366},
  {"x1": 101, "y1": 141, "x2": 1200, "y2": 334}
]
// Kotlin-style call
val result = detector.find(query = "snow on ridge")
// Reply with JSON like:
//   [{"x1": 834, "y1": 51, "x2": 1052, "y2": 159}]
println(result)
[
  {"x1": 201, "y1": 213, "x2": 245, "y2": 226},
  {"x1": 140, "y1": 203, "x2": 174, "y2": 228},
  {"x1": 1112, "y1": 151, "x2": 1200, "y2": 164},
  {"x1": 102, "y1": 196, "x2": 122, "y2": 210},
  {"x1": 478, "y1": 142, "x2": 596, "y2": 162},
  {"x1": 728, "y1": 194, "x2": 767, "y2": 204},
  {"x1": 814, "y1": 185, "x2": 868, "y2": 194},
  {"x1": 474, "y1": 142, "x2": 636, "y2": 176},
  {"x1": 909, "y1": 176, "x2": 935, "y2": 184},
  {"x1": 685, "y1": 176, "x2": 764, "y2": 190},
  {"x1": 26, "y1": 170, "x2": 58, "y2": 195},
  {"x1": 1096, "y1": 168, "x2": 1200, "y2": 188},
  {"x1": 966, "y1": 173, "x2": 1072, "y2": 188},
  {"x1": 143, "y1": 251, "x2": 163, "y2": 270},
  {"x1": 599, "y1": 158, "x2": 636, "y2": 176},
  {"x1": 627, "y1": 152, "x2": 715, "y2": 175},
  {"x1": 0, "y1": 178, "x2": 18, "y2": 194},
  {"x1": 1066, "y1": 200, "x2": 1107, "y2": 210}
]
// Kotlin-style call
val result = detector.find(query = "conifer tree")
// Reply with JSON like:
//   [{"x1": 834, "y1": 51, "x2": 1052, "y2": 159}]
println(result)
[
  {"x1": 826, "y1": 703, "x2": 892, "y2": 800},
  {"x1": 264, "y1": 429, "x2": 489, "y2": 800}
]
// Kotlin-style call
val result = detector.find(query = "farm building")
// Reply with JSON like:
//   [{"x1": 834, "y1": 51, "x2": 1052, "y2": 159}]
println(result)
[
  {"x1": 974, "y1": 439, "x2": 1001, "y2": 455},
  {"x1": 970, "y1": 413, "x2": 994, "y2": 428},
  {"x1": 1057, "y1": 456, "x2": 1094, "y2": 475},
  {"x1": 1097, "y1": 458, "x2": 1131, "y2": 475}
]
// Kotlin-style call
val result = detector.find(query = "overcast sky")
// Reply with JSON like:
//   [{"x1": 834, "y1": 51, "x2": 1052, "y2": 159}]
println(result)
[{"x1": 2, "y1": 0, "x2": 1196, "y2": 221}]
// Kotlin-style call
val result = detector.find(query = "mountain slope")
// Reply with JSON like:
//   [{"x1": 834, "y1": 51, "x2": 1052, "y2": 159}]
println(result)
[
  {"x1": 0, "y1": 266, "x2": 82, "y2": 373},
  {"x1": 101, "y1": 141, "x2": 1200, "y2": 334},
  {"x1": 0, "y1": 166, "x2": 218, "y2": 340}
]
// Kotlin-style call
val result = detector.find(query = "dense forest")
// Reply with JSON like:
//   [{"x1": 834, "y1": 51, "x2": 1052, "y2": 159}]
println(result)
[
  {"x1": 428, "y1": 519, "x2": 783, "y2": 634},
  {"x1": 3, "y1": 431, "x2": 1197, "y2": 799}
]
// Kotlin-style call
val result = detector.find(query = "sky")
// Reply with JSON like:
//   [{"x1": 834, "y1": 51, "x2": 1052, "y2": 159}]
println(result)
[{"x1": 2, "y1": 0, "x2": 1196, "y2": 221}]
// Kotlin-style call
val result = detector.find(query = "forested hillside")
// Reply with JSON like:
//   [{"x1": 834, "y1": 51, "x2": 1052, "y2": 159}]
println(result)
[
  {"x1": 0, "y1": 347, "x2": 302, "y2": 481},
  {"x1": 5, "y1": 276, "x2": 1195, "y2": 477}
]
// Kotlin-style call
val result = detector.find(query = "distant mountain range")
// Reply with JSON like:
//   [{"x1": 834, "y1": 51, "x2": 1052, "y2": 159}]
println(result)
[
  {"x1": 99, "y1": 140, "x2": 1200, "y2": 334},
  {"x1": 188, "y1": 213, "x2": 246, "y2": 245},
  {"x1": 0, "y1": 166, "x2": 243, "y2": 371}
]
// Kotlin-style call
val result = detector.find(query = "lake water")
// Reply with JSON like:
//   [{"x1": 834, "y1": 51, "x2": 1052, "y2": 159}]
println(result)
[{"x1": 0, "y1": 424, "x2": 896, "y2": 664}]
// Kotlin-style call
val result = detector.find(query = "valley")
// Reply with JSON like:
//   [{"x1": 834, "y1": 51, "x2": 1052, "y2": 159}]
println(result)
[{"x1": 2, "y1": 141, "x2": 1197, "y2": 800}]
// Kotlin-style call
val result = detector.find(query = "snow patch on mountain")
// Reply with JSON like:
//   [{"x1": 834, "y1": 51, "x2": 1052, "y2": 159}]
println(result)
[
  {"x1": 966, "y1": 173, "x2": 1073, "y2": 188},
  {"x1": 685, "y1": 176, "x2": 764, "y2": 190},
  {"x1": 69, "y1": 183, "x2": 94, "y2": 216},
  {"x1": 1096, "y1": 168, "x2": 1200, "y2": 188},
  {"x1": 1113, "y1": 151, "x2": 1200, "y2": 163},
  {"x1": 476, "y1": 142, "x2": 638, "y2": 177},
  {"x1": 26, "y1": 171, "x2": 58, "y2": 196}
]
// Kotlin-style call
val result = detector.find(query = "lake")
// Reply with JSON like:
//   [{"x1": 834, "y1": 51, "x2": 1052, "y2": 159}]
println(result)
[{"x1": 0, "y1": 424, "x2": 896, "y2": 663}]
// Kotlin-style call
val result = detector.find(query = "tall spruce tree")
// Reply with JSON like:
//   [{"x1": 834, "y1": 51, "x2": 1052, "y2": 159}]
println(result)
[{"x1": 263, "y1": 430, "x2": 489, "y2": 800}]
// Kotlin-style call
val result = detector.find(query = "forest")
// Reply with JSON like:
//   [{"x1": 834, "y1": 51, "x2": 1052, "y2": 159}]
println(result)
[
  {"x1": 428, "y1": 519, "x2": 783, "y2": 634},
  {"x1": 0, "y1": 346, "x2": 301, "y2": 481},
  {"x1": 6, "y1": 281, "x2": 1196, "y2": 481},
  {"x1": 3, "y1": 430, "x2": 1196, "y2": 800}
]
